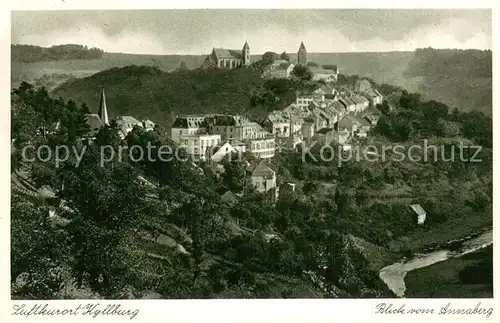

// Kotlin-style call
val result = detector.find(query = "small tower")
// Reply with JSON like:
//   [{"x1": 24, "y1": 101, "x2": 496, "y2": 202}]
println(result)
[
  {"x1": 242, "y1": 41, "x2": 251, "y2": 66},
  {"x1": 298, "y1": 41, "x2": 307, "y2": 66},
  {"x1": 98, "y1": 87, "x2": 109, "y2": 126}
]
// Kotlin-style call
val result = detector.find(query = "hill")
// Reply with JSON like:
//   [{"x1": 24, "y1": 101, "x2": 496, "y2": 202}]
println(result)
[
  {"x1": 11, "y1": 44, "x2": 104, "y2": 63},
  {"x1": 51, "y1": 65, "x2": 316, "y2": 126},
  {"x1": 13, "y1": 48, "x2": 491, "y2": 114}
]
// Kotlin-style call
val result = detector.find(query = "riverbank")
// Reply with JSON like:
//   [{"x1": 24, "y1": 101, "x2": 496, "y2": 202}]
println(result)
[
  {"x1": 405, "y1": 245, "x2": 493, "y2": 298},
  {"x1": 379, "y1": 230, "x2": 492, "y2": 298}
]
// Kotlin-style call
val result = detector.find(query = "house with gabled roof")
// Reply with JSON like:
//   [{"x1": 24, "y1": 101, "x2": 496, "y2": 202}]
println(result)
[
  {"x1": 409, "y1": 204, "x2": 426, "y2": 225},
  {"x1": 247, "y1": 161, "x2": 277, "y2": 194},
  {"x1": 262, "y1": 60, "x2": 295, "y2": 79},
  {"x1": 116, "y1": 116, "x2": 143, "y2": 138}
]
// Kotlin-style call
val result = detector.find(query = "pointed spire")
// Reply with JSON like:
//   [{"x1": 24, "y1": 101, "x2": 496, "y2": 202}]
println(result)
[
  {"x1": 98, "y1": 87, "x2": 109, "y2": 126},
  {"x1": 243, "y1": 41, "x2": 250, "y2": 50},
  {"x1": 299, "y1": 41, "x2": 306, "y2": 51}
]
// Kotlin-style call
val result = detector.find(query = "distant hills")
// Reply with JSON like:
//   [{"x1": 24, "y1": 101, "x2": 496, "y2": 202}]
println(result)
[
  {"x1": 11, "y1": 44, "x2": 492, "y2": 115},
  {"x1": 11, "y1": 44, "x2": 104, "y2": 63}
]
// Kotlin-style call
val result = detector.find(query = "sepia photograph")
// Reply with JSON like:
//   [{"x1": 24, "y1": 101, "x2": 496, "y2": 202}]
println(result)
[{"x1": 10, "y1": 8, "x2": 492, "y2": 303}]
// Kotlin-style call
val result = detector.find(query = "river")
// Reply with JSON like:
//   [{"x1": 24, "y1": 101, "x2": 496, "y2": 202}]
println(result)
[{"x1": 379, "y1": 229, "x2": 493, "y2": 298}]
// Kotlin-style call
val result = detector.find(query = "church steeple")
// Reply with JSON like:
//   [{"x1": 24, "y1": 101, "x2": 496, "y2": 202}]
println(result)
[
  {"x1": 242, "y1": 41, "x2": 250, "y2": 66},
  {"x1": 98, "y1": 87, "x2": 109, "y2": 125},
  {"x1": 298, "y1": 41, "x2": 307, "y2": 66}
]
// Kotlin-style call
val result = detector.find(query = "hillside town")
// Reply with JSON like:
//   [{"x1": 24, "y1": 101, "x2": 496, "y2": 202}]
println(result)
[{"x1": 84, "y1": 41, "x2": 384, "y2": 201}]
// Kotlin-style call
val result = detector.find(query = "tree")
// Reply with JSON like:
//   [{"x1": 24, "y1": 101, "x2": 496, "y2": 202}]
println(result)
[
  {"x1": 11, "y1": 194, "x2": 69, "y2": 299},
  {"x1": 280, "y1": 52, "x2": 290, "y2": 61},
  {"x1": 292, "y1": 65, "x2": 312, "y2": 81},
  {"x1": 261, "y1": 51, "x2": 279, "y2": 65},
  {"x1": 222, "y1": 160, "x2": 246, "y2": 192},
  {"x1": 59, "y1": 146, "x2": 154, "y2": 298},
  {"x1": 376, "y1": 100, "x2": 391, "y2": 115}
]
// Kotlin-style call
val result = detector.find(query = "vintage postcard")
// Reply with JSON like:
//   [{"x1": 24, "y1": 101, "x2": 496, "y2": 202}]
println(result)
[{"x1": 2, "y1": 1, "x2": 496, "y2": 322}]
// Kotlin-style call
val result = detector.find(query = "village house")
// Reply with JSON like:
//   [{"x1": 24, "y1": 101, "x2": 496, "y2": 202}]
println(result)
[
  {"x1": 337, "y1": 115, "x2": 359, "y2": 136},
  {"x1": 179, "y1": 133, "x2": 222, "y2": 161},
  {"x1": 142, "y1": 119, "x2": 156, "y2": 131},
  {"x1": 247, "y1": 161, "x2": 277, "y2": 195},
  {"x1": 350, "y1": 94, "x2": 369, "y2": 114},
  {"x1": 221, "y1": 190, "x2": 240, "y2": 207},
  {"x1": 309, "y1": 66, "x2": 339, "y2": 83},
  {"x1": 410, "y1": 204, "x2": 427, "y2": 225},
  {"x1": 116, "y1": 116, "x2": 144, "y2": 138},
  {"x1": 359, "y1": 106, "x2": 383, "y2": 126},
  {"x1": 206, "y1": 141, "x2": 240, "y2": 163},
  {"x1": 362, "y1": 88, "x2": 384, "y2": 107},
  {"x1": 295, "y1": 93, "x2": 315, "y2": 108},
  {"x1": 339, "y1": 96, "x2": 357, "y2": 114},
  {"x1": 202, "y1": 41, "x2": 251, "y2": 69},
  {"x1": 262, "y1": 60, "x2": 295, "y2": 79},
  {"x1": 227, "y1": 138, "x2": 247, "y2": 153},
  {"x1": 332, "y1": 100, "x2": 347, "y2": 119},
  {"x1": 313, "y1": 84, "x2": 338, "y2": 100},
  {"x1": 171, "y1": 116, "x2": 208, "y2": 143},
  {"x1": 354, "y1": 79, "x2": 373, "y2": 93},
  {"x1": 262, "y1": 111, "x2": 303, "y2": 137},
  {"x1": 301, "y1": 118, "x2": 315, "y2": 139},
  {"x1": 348, "y1": 115, "x2": 371, "y2": 138},
  {"x1": 176, "y1": 114, "x2": 275, "y2": 159}
]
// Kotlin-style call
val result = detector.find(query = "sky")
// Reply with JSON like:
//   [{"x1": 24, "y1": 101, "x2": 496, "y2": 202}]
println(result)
[{"x1": 11, "y1": 9, "x2": 492, "y2": 55}]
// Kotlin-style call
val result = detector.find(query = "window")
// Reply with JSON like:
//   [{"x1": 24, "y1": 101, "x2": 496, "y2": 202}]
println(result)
[
  {"x1": 194, "y1": 140, "x2": 198, "y2": 145},
  {"x1": 184, "y1": 140, "x2": 188, "y2": 145},
  {"x1": 201, "y1": 140, "x2": 205, "y2": 146},
  {"x1": 194, "y1": 147, "x2": 199, "y2": 154}
]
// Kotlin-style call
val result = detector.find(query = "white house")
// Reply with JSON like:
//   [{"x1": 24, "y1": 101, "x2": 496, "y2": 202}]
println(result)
[
  {"x1": 208, "y1": 142, "x2": 240, "y2": 162},
  {"x1": 410, "y1": 204, "x2": 427, "y2": 225},
  {"x1": 116, "y1": 116, "x2": 143, "y2": 138}
]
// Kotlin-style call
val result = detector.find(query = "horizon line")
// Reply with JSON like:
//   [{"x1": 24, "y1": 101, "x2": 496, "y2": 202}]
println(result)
[{"x1": 11, "y1": 43, "x2": 493, "y2": 56}]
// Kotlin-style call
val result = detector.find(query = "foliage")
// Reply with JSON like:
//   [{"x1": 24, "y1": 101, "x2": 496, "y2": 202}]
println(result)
[
  {"x1": 12, "y1": 44, "x2": 104, "y2": 63},
  {"x1": 11, "y1": 194, "x2": 69, "y2": 299},
  {"x1": 280, "y1": 52, "x2": 290, "y2": 61},
  {"x1": 292, "y1": 65, "x2": 312, "y2": 81}
]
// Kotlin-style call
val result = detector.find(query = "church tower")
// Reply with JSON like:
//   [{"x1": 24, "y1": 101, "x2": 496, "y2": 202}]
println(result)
[
  {"x1": 297, "y1": 41, "x2": 307, "y2": 66},
  {"x1": 242, "y1": 41, "x2": 251, "y2": 66},
  {"x1": 98, "y1": 87, "x2": 109, "y2": 125}
]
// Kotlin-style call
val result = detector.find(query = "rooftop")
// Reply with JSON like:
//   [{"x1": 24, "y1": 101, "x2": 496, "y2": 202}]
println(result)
[{"x1": 250, "y1": 161, "x2": 275, "y2": 177}]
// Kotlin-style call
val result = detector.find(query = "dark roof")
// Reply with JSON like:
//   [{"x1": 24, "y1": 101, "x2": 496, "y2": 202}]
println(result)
[
  {"x1": 221, "y1": 191, "x2": 239, "y2": 206},
  {"x1": 213, "y1": 48, "x2": 243, "y2": 59},
  {"x1": 172, "y1": 116, "x2": 207, "y2": 128},
  {"x1": 350, "y1": 95, "x2": 365, "y2": 104},
  {"x1": 316, "y1": 127, "x2": 334, "y2": 135},
  {"x1": 85, "y1": 114, "x2": 103, "y2": 133},
  {"x1": 250, "y1": 162, "x2": 275, "y2": 177}
]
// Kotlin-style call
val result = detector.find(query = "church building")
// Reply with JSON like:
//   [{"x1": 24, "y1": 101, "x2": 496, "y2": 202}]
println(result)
[
  {"x1": 202, "y1": 41, "x2": 251, "y2": 69},
  {"x1": 297, "y1": 41, "x2": 307, "y2": 66}
]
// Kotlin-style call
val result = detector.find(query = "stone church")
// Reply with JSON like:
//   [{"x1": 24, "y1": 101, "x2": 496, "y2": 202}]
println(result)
[{"x1": 202, "y1": 41, "x2": 251, "y2": 69}]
